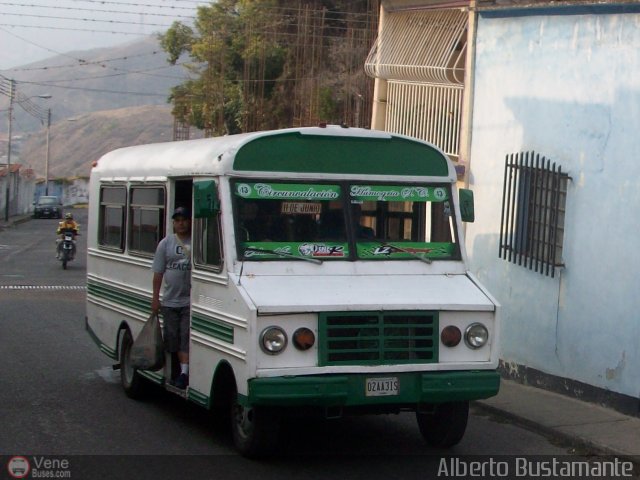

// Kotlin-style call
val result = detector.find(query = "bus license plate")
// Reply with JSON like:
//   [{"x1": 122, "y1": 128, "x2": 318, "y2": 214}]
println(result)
[{"x1": 365, "y1": 377, "x2": 399, "y2": 397}]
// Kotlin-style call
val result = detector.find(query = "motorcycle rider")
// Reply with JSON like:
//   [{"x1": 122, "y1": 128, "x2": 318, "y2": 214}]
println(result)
[{"x1": 56, "y1": 213, "x2": 80, "y2": 260}]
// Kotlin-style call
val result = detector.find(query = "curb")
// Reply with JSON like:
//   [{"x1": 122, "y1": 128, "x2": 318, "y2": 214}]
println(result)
[
  {"x1": 473, "y1": 401, "x2": 640, "y2": 466},
  {"x1": 0, "y1": 215, "x2": 32, "y2": 230},
  {"x1": 13, "y1": 216, "x2": 32, "y2": 226}
]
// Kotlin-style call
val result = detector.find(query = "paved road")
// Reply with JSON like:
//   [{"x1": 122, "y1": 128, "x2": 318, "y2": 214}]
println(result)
[{"x1": 0, "y1": 213, "x2": 588, "y2": 479}]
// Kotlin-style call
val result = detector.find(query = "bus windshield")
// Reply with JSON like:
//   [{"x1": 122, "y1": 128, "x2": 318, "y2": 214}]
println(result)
[{"x1": 233, "y1": 181, "x2": 459, "y2": 262}]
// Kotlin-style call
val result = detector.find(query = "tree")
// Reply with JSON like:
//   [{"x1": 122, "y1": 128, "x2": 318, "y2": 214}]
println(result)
[{"x1": 159, "y1": 0, "x2": 379, "y2": 136}]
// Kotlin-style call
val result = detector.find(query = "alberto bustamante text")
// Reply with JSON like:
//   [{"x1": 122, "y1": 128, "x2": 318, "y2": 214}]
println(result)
[{"x1": 438, "y1": 457, "x2": 634, "y2": 478}]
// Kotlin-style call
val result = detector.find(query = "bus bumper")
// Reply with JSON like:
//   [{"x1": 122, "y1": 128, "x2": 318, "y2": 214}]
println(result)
[{"x1": 246, "y1": 370, "x2": 500, "y2": 407}]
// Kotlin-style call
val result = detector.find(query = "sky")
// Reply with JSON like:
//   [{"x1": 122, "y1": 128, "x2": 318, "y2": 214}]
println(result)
[{"x1": 0, "y1": 0, "x2": 207, "y2": 71}]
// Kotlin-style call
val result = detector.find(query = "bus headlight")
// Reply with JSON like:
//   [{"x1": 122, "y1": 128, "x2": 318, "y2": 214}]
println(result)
[
  {"x1": 464, "y1": 323, "x2": 489, "y2": 349},
  {"x1": 260, "y1": 326, "x2": 288, "y2": 354}
]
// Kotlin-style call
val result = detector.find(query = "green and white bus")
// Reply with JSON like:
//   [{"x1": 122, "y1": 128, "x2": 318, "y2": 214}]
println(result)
[{"x1": 86, "y1": 125, "x2": 500, "y2": 457}]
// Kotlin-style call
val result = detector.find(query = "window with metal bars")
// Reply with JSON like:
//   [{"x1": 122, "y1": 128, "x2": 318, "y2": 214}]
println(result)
[
  {"x1": 499, "y1": 152, "x2": 570, "y2": 278},
  {"x1": 364, "y1": 8, "x2": 468, "y2": 161}
]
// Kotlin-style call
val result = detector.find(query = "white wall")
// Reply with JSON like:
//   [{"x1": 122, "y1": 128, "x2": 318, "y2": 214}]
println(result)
[
  {"x1": 63, "y1": 178, "x2": 90, "y2": 205},
  {"x1": 466, "y1": 10, "x2": 640, "y2": 398},
  {"x1": 0, "y1": 172, "x2": 36, "y2": 217}
]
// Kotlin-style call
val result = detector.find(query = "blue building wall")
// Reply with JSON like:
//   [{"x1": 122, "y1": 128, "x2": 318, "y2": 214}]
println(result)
[
  {"x1": 34, "y1": 182, "x2": 64, "y2": 201},
  {"x1": 466, "y1": 7, "x2": 640, "y2": 398},
  {"x1": 34, "y1": 179, "x2": 89, "y2": 206}
]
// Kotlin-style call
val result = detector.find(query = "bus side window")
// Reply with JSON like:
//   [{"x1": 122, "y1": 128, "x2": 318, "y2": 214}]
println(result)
[
  {"x1": 194, "y1": 214, "x2": 224, "y2": 271},
  {"x1": 99, "y1": 186, "x2": 126, "y2": 251},
  {"x1": 430, "y1": 201, "x2": 453, "y2": 243},
  {"x1": 129, "y1": 186, "x2": 165, "y2": 256}
]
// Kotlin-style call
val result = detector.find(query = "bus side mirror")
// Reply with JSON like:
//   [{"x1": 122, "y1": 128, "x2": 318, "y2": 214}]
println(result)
[
  {"x1": 194, "y1": 180, "x2": 220, "y2": 218},
  {"x1": 459, "y1": 188, "x2": 475, "y2": 223}
]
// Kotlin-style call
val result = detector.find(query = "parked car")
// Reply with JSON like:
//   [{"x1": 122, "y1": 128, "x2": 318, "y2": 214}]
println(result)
[{"x1": 33, "y1": 196, "x2": 63, "y2": 218}]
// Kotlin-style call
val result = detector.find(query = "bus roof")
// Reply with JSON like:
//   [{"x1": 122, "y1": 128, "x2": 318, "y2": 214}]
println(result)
[{"x1": 92, "y1": 126, "x2": 455, "y2": 181}]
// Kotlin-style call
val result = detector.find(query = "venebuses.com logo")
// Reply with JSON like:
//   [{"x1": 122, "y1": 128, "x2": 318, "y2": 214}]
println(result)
[
  {"x1": 6, "y1": 456, "x2": 71, "y2": 479},
  {"x1": 6, "y1": 457, "x2": 30, "y2": 479}
]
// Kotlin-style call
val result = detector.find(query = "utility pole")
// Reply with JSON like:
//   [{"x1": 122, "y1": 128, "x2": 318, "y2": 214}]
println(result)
[
  {"x1": 2, "y1": 79, "x2": 51, "y2": 215},
  {"x1": 45, "y1": 108, "x2": 51, "y2": 196},
  {"x1": 4, "y1": 78, "x2": 15, "y2": 222}
]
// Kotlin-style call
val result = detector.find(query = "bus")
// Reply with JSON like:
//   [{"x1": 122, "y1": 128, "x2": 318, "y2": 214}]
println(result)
[{"x1": 85, "y1": 125, "x2": 500, "y2": 457}]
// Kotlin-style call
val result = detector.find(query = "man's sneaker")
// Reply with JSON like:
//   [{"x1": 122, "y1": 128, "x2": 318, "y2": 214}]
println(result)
[{"x1": 174, "y1": 373, "x2": 189, "y2": 390}]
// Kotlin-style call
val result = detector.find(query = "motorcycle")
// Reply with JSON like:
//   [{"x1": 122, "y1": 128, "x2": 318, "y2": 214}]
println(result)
[{"x1": 58, "y1": 228, "x2": 77, "y2": 270}]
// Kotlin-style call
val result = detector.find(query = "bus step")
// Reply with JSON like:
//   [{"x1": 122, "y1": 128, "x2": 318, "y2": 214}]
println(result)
[{"x1": 165, "y1": 383, "x2": 188, "y2": 398}]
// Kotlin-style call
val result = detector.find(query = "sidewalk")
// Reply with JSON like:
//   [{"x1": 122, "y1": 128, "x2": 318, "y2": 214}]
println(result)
[
  {"x1": 0, "y1": 213, "x2": 32, "y2": 230},
  {"x1": 475, "y1": 379, "x2": 640, "y2": 461}
]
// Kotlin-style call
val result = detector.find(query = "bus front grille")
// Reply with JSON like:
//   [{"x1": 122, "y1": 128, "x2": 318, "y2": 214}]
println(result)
[{"x1": 318, "y1": 312, "x2": 438, "y2": 366}]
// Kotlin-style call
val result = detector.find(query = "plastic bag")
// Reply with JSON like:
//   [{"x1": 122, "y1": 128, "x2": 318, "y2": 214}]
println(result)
[{"x1": 130, "y1": 313, "x2": 165, "y2": 371}]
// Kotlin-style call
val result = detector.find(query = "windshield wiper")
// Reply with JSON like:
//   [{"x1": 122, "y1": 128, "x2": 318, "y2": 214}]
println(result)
[
  {"x1": 379, "y1": 243, "x2": 432, "y2": 264},
  {"x1": 243, "y1": 246, "x2": 323, "y2": 264}
]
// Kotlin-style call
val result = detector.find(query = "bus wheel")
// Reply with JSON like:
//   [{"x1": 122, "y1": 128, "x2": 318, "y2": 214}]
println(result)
[
  {"x1": 119, "y1": 329, "x2": 148, "y2": 399},
  {"x1": 416, "y1": 401, "x2": 469, "y2": 448},
  {"x1": 231, "y1": 390, "x2": 280, "y2": 458}
]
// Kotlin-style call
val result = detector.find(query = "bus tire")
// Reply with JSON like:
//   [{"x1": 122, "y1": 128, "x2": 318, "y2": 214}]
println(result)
[
  {"x1": 416, "y1": 401, "x2": 469, "y2": 448},
  {"x1": 119, "y1": 329, "x2": 148, "y2": 400},
  {"x1": 230, "y1": 387, "x2": 280, "y2": 458},
  {"x1": 210, "y1": 365, "x2": 234, "y2": 432}
]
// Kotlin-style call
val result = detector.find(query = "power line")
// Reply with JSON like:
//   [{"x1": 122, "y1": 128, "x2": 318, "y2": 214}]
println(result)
[
  {"x1": 0, "y1": 12, "x2": 174, "y2": 28},
  {"x1": 0, "y1": 22, "x2": 148, "y2": 36},
  {"x1": 67, "y1": 0, "x2": 204, "y2": 8},
  {"x1": 1, "y1": 24, "x2": 190, "y2": 83},
  {"x1": 1, "y1": 2, "x2": 379, "y2": 106},
  {"x1": 0, "y1": 26, "x2": 182, "y2": 76},
  {"x1": 0, "y1": 2, "x2": 376, "y2": 69},
  {"x1": 15, "y1": 79, "x2": 170, "y2": 97},
  {"x1": 0, "y1": 1, "x2": 195, "y2": 18},
  {"x1": 0, "y1": 4, "x2": 375, "y2": 30},
  {"x1": 4, "y1": 57, "x2": 190, "y2": 82},
  {"x1": 35, "y1": 63, "x2": 189, "y2": 82},
  {"x1": 4, "y1": 0, "x2": 206, "y2": 11},
  {"x1": 0, "y1": 21, "x2": 373, "y2": 47},
  {"x1": 0, "y1": 25, "x2": 92, "y2": 65},
  {"x1": 6, "y1": 50, "x2": 166, "y2": 72},
  {"x1": 3, "y1": 73, "x2": 169, "y2": 100},
  {"x1": 0, "y1": 74, "x2": 48, "y2": 121}
]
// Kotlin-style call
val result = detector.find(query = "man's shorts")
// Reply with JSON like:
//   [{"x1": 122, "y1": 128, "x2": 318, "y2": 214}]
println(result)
[{"x1": 161, "y1": 306, "x2": 190, "y2": 353}]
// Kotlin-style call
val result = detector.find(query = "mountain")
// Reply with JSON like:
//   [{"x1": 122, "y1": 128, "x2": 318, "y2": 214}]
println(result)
[
  {"x1": 2, "y1": 35, "x2": 188, "y2": 131},
  {"x1": 18, "y1": 104, "x2": 179, "y2": 178},
  {"x1": 2, "y1": 36, "x2": 196, "y2": 178}
]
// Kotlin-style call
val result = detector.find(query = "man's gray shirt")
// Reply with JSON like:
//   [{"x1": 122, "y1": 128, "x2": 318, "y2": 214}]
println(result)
[{"x1": 152, "y1": 234, "x2": 191, "y2": 308}]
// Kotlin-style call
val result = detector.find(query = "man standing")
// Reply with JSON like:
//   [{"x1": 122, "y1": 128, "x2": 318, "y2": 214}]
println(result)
[{"x1": 151, "y1": 207, "x2": 192, "y2": 389}]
